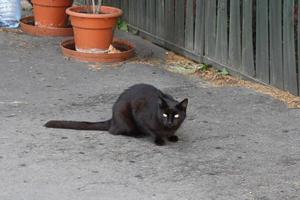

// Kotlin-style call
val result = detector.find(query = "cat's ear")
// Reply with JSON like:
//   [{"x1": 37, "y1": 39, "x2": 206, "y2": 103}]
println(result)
[
  {"x1": 159, "y1": 98, "x2": 168, "y2": 109},
  {"x1": 177, "y1": 98, "x2": 188, "y2": 111}
]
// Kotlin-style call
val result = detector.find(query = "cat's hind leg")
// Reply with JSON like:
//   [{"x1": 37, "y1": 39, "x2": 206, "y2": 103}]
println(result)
[
  {"x1": 167, "y1": 135, "x2": 179, "y2": 142},
  {"x1": 154, "y1": 136, "x2": 166, "y2": 146},
  {"x1": 108, "y1": 126, "x2": 127, "y2": 135},
  {"x1": 108, "y1": 109, "x2": 138, "y2": 137},
  {"x1": 108, "y1": 125, "x2": 139, "y2": 137}
]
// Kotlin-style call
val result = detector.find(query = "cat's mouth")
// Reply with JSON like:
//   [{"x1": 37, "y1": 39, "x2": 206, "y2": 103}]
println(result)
[{"x1": 164, "y1": 124, "x2": 178, "y2": 130}]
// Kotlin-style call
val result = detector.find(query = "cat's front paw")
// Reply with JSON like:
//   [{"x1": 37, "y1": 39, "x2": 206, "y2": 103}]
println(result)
[
  {"x1": 154, "y1": 137, "x2": 166, "y2": 146},
  {"x1": 168, "y1": 135, "x2": 179, "y2": 142}
]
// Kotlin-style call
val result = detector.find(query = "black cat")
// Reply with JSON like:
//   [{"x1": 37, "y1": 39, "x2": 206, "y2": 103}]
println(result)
[{"x1": 45, "y1": 84, "x2": 188, "y2": 146}]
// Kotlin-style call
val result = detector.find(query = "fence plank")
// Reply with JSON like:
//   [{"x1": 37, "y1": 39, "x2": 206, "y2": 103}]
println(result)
[
  {"x1": 146, "y1": 0, "x2": 156, "y2": 34},
  {"x1": 121, "y1": 0, "x2": 299, "y2": 96},
  {"x1": 128, "y1": 0, "x2": 135, "y2": 26},
  {"x1": 165, "y1": 0, "x2": 175, "y2": 42},
  {"x1": 204, "y1": 0, "x2": 217, "y2": 58},
  {"x1": 283, "y1": 0, "x2": 298, "y2": 95},
  {"x1": 194, "y1": 0, "x2": 205, "y2": 56},
  {"x1": 228, "y1": 0, "x2": 241, "y2": 69},
  {"x1": 241, "y1": 0, "x2": 255, "y2": 77},
  {"x1": 134, "y1": 0, "x2": 139, "y2": 27},
  {"x1": 175, "y1": 0, "x2": 185, "y2": 46},
  {"x1": 185, "y1": 0, "x2": 195, "y2": 50},
  {"x1": 115, "y1": 0, "x2": 120, "y2": 8},
  {"x1": 256, "y1": 0, "x2": 269, "y2": 83},
  {"x1": 134, "y1": 0, "x2": 140, "y2": 27},
  {"x1": 121, "y1": 0, "x2": 129, "y2": 21},
  {"x1": 298, "y1": 0, "x2": 300, "y2": 94},
  {"x1": 138, "y1": 0, "x2": 146, "y2": 30},
  {"x1": 215, "y1": 0, "x2": 228, "y2": 64},
  {"x1": 269, "y1": 0, "x2": 283, "y2": 89},
  {"x1": 156, "y1": 0, "x2": 165, "y2": 38}
]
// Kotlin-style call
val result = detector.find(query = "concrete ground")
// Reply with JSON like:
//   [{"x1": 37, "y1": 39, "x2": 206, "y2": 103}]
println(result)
[{"x1": 0, "y1": 27, "x2": 300, "y2": 200}]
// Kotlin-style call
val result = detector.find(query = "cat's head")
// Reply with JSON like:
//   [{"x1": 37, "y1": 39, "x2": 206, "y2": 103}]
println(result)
[{"x1": 158, "y1": 98, "x2": 188, "y2": 129}]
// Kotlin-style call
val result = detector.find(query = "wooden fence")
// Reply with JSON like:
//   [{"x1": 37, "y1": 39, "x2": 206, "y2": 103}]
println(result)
[{"x1": 100, "y1": 0, "x2": 300, "y2": 95}]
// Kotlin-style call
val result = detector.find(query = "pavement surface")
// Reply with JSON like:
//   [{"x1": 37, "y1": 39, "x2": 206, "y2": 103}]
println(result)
[{"x1": 0, "y1": 27, "x2": 300, "y2": 200}]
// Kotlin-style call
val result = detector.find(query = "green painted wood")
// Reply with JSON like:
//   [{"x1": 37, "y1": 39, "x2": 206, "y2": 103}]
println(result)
[
  {"x1": 228, "y1": 0, "x2": 241, "y2": 69},
  {"x1": 298, "y1": 0, "x2": 300, "y2": 94},
  {"x1": 106, "y1": 0, "x2": 112, "y2": 6},
  {"x1": 241, "y1": 0, "x2": 255, "y2": 77},
  {"x1": 114, "y1": 0, "x2": 120, "y2": 8},
  {"x1": 134, "y1": 0, "x2": 139, "y2": 27},
  {"x1": 149, "y1": 0, "x2": 156, "y2": 34},
  {"x1": 185, "y1": 0, "x2": 194, "y2": 50},
  {"x1": 135, "y1": 0, "x2": 140, "y2": 28},
  {"x1": 175, "y1": 0, "x2": 185, "y2": 46},
  {"x1": 194, "y1": 0, "x2": 205, "y2": 56},
  {"x1": 128, "y1": 0, "x2": 135, "y2": 26},
  {"x1": 283, "y1": 0, "x2": 298, "y2": 95},
  {"x1": 165, "y1": 0, "x2": 175, "y2": 42},
  {"x1": 146, "y1": 0, "x2": 156, "y2": 33},
  {"x1": 120, "y1": 0, "x2": 129, "y2": 21},
  {"x1": 144, "y1": 0, "x2": 150, "y2": 32},
  {"x1": 102, "y1": 0, "x2": 108, "y2": 5},
  {"x1": 256, "y1": 0, "x2": 269, "y2": 83},
  {"x1": 119, "y1": 0, "x2": 300, "y2": 96},
  {"x1": 215, "y1": 0, "x2": 228, "y2": 64},
  {"x1": 269, "y1": 0, "x2": 283, "y2": 89},
  {"x1": 204, "y1": 0, "x2": 217, "y2": 58},
  {"x1": 156, "y1": 0, "x2": 165, "y2": 38},
  {"x1": 137, "y1": 0, "x2": 146, "y2": 30},
  {"x1": 132, "y1": 0, "x2": 138, "y2": 27}
]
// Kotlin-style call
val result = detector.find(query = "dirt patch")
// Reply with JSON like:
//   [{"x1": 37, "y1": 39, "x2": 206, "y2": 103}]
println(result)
[
  {"x1": 136, "y1": 51, "x2": 300, "y2": 109},
  {"x1": 195, "y1": 69, "x2": 300, "y2": 109},
  {"x1": 87, "y1": 62, "x2": 123, "y2": 71},
  {"x1": 0, "y1": 28, "x2": 23, "y2": 34}
]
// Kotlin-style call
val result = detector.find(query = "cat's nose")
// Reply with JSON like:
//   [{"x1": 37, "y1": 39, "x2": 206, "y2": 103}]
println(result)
[{"x1": 167, "y1": 122, "x2": 173, "y2": 127}]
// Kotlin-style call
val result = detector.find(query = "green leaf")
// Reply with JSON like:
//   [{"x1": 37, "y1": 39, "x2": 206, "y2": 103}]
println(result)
[
  {"x1": 198, "y1": 64, "x2": 210, "y2": 71},
  {"x1": 117, "y1": 19, "x2": 128, "y2": 32},
  {"x1": 218, "y1": 68, "x2": 230, "y2": 76}
]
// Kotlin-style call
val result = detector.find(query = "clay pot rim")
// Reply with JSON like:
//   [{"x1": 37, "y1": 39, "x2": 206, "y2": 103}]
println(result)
[
  {"x1": 31, "y1": 0, "x2": 73, "y2": 7},
  {"x1": 20, "y1": 16, "x2": 73, "y2": 37},
  {"x1": 60, "y1": 38, "x2": 135, "y2": 63},
  {"x1": 66, "y1": 6, "x2": 123, "y2": 19}
]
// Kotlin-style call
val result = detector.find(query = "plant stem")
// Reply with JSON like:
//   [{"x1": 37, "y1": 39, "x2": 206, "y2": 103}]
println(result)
[
  {"x1": 96, "y1": 0, "x2": 102, "y2": 14},
  {"x1": 92, "y1": 0, "x2": 96, "y2": 13}
]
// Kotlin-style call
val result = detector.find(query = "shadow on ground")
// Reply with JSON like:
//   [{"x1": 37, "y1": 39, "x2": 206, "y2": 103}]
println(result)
[{"x1": 0, "y1": 28, "x2": 300, "y2": 200}]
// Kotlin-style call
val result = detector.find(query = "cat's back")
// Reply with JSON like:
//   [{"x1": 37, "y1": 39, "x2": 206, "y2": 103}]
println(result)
[
  {"x1": 112, "y1": 84, "x2": 162, "y2": 114},
  {"x1": 120, "y1": 84, "x2": 162, "y2": 100}
]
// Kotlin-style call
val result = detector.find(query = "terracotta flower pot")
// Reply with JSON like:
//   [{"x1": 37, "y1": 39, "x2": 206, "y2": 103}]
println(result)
[
  {"x1": 32, "y1": 0, "x2": 73, "y2": 27},
  {"x1": 66, "y1": 6, "x2": 123, "y2": 53}
]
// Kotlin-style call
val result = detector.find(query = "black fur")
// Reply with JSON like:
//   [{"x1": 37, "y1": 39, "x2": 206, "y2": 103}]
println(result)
[{"x1": 45, "y1": 84, "x2": 188, "y2": 145}]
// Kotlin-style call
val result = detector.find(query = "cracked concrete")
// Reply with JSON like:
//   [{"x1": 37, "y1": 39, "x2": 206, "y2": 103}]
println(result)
[{"x1": 0, "y1": 27, "x2": 300, "y2": 200}]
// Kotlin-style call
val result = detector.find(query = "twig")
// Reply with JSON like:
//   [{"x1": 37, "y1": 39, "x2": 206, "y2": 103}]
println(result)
[
  {"x1": 92, "y1": 0, "x2": 96, "y2": 13},
  {"x1": 96, "y1": 0, "x2": 102, "y2": 14}
]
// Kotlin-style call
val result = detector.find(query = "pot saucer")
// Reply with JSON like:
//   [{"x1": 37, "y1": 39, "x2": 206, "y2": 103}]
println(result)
[
  {"x1": 60, "y1": 38, "x2": 135, "y2": 63},
  {"x1": 20, "y1": 16, "x2": 73, "y2": 37}
]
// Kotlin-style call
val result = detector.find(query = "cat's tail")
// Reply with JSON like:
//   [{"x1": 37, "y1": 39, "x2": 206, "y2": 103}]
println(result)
[{"x1": 44, "y1": 119, "x2": 111, "y2": 131}]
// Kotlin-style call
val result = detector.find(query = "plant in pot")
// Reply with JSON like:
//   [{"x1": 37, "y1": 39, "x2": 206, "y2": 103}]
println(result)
[
  {"x1": 32, "y1": 0, "x2": 73, "y2": 27},
  {"x1": 21, "y1": 0, "x2": 74, "y2": 37},
  {"x1": 66, "y1": 0, "x2": 123, "y2": 53}
]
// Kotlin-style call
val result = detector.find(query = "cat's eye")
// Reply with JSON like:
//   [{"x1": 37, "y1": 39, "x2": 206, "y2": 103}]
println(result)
[
  {"x1": 163, "y1": 113, "x2": 168, "y2": 118},
  {"x1": 174, "y1": 114, "x2": 180, "y2": 118}
]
